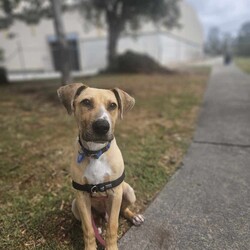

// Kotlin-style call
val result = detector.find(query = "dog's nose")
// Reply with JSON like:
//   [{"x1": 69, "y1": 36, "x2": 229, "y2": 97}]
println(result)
[{"x1": 92, "y1": 119, "x2": 110, "y2": 135}]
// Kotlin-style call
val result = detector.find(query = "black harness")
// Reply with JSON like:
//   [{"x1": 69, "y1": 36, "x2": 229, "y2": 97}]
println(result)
[
  {"x1": 72, "y1": 138, "x2": 125, "y2": 194},
  {"x1": 72, "y1": 171, "x2": 125, "y2": 193}
]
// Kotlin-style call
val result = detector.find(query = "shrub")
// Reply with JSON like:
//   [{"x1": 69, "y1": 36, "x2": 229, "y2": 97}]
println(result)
[{"x1": 103, "y1": 51, "x2": 174, "y2": 74}]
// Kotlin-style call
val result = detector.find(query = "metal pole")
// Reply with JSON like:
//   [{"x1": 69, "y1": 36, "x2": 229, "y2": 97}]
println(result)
[{"x1": 17, "y1": 40, "x2": 26, "y2": 71}]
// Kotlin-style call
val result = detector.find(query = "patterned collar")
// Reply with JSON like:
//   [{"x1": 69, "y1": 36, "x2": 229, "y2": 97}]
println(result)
[{"x1": 77, "y1": 137, "x2": 112, "y2": 163}]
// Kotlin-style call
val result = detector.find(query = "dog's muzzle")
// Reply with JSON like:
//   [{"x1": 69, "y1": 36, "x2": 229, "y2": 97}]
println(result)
[{"x1": 92, "y1": 119, "x2": 110, "y2": 136}]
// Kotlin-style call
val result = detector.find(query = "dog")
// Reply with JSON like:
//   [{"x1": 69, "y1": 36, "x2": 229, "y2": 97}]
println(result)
[{"x1": 57, "y1": 83, "x2": 144, "y2": 250}]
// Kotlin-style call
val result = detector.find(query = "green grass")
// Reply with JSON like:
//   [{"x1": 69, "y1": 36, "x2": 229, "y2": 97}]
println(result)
[
  {"x1": 235, "y1": 57, "x2": 250, "y2": 74},
  {"x1": 0, "y1": 69, "x2": 210, "y2": 249}
]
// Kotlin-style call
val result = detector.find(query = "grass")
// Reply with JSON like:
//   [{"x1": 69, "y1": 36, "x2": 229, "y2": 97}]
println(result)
[
  {"x1": 0, "y1": 68, "x2": 210, "y2": 249},
  {"x1": 235, "y1": 57, "x2": 250, "y2": 74}
]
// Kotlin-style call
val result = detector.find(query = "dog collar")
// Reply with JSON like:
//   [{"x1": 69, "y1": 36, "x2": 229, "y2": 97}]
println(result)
[
  {"x1": 77, "y1": 137, "x2": 111, "y2": 163},
  {"x1": 72, "y1": 171, "x2": 125, "y2": 193}
]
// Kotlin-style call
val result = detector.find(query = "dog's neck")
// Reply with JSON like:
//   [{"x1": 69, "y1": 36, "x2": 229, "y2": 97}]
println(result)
[{"x1": 80, "y1": 140, "x2": 109, "y2": 151}]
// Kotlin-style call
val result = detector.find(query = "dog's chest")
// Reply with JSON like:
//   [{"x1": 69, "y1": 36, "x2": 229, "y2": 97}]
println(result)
[{"x1": 83, "y1": 156, "x2": 112, "y2": 184}]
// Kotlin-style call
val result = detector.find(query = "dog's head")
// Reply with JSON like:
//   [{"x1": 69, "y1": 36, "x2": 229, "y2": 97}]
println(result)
[{"x1": 57, "y1": 83, "x2": 135, "y2": 143}]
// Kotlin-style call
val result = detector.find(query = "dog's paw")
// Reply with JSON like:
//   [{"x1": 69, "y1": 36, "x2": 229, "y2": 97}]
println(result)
[{"x1": 132, "y1": 214, "x2": 145, "y2": 226}]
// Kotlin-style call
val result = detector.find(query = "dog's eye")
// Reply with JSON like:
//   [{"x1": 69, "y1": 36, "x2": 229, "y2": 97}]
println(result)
[
  {"x1": 81, "y1": 99, "x2": 92, "y2": 108},
  {"x1": 108, "y1": 102, "x2": 117, "y2": 110}
]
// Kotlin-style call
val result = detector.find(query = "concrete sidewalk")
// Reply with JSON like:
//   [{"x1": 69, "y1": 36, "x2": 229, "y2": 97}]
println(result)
[{"x1": 119, "y1": 64, "x2": 250, "y2": 250}]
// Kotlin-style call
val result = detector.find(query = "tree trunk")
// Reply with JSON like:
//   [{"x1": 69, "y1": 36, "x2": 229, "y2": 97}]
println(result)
[
  {"x1": 106, "y1": 11, "x2": 122, "y2": 70},
  {"x1": 50, "y1": 0, "x2": 72, "y2": 85},
  {"x1": 107, "y1": 23, "x2": 120, "y2": 69}
]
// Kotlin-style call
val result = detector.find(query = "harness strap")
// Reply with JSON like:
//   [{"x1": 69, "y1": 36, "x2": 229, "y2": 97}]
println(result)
[{"x1": 72, "y1": 171, "x2": 125, "y2": 193}]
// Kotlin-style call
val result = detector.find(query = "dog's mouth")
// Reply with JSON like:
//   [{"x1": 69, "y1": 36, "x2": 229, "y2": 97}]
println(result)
[
  {"x1": 86, "y1": 139, "x2": 111, "y2": 143},
  {"x1": 81, "y1": 133, "x2": 114, "y2": 144}
]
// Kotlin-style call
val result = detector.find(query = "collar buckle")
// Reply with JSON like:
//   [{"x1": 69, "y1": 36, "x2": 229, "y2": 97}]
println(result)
[{"x1": 91, "y1": 185, "x2": 98, "y2": 193}]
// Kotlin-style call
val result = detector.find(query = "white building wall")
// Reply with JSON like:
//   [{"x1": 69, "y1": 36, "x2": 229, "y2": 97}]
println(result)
[
  {"x1": 160, "y1": 34, "x2": 203, "y2": 64},
  {"x1": 118, "y1": 33, "x2": 161, "y2": 62},
  {"x1": 79, "y1": 38, "x2": 107, "y2": 73},
  {"x1": 118, "y1": 32, "x2": 203, "y2": 66},
  {"x1": 169, "y1": 1, "x2": 204, "y2": 47},
  {"x1": 1, "y1": 19, "x2": 54, "y2": 72},
  {"x1": 0, "y1": 10, "x2": 106, "y2": 72},
  {"x1": 119, "y1": 0, "x2": 203, "y2": 65},
  {"x1": 0, "y1": 0, "x2": 203, "y2": 75}
]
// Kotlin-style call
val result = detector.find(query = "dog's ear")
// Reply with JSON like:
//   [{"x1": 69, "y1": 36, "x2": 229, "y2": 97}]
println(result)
[
  {"x1": 57, "y1": 83, "x2": 88, "y2": 115},
  {"x1": 112, "y1": 88, "x2": 135, "y2": 119}
]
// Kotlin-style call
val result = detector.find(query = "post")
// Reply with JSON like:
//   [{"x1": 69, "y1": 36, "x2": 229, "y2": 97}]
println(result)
[
  {"x1": 17, "y1": 40, "x2": 26, "y2": 72},
  {"x1": 50, "y1": 0, "x2": 72, "y2": 85}
]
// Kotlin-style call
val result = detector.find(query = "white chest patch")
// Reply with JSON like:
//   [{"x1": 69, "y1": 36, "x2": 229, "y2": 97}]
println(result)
[{"x1": 84, "y1": 155, "x2": 112, "y2": 184}]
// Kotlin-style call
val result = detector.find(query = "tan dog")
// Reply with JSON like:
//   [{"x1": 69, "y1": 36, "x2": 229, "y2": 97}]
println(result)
[{"x1": 57, "y1": 83, "x2": 144, "y2": 250}]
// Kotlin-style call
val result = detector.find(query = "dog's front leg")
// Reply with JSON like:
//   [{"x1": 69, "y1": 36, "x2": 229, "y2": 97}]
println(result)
[
  {"x1": 106, "y1": 186, "x2": 123, "y2": 250},
  {"x1": 75, "y1": 191, "x2": 96, "y2": 250}
]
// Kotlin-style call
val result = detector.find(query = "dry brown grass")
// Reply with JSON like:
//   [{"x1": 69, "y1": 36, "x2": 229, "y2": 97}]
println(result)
[{"x1": 0, "y1": 68, "x2": 210, "y2": 249}]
